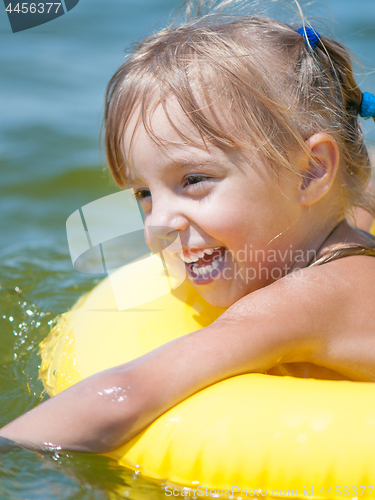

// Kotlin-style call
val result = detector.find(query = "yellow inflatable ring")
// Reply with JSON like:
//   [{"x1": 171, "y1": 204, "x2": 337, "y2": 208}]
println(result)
[{"x1": 40, "y1": 258, "x2": 375, "y2": 498}]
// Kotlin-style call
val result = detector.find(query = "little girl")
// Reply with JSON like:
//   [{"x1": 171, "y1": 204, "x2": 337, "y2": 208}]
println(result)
[{"x1": 1, "y1": 1, "x2": 375, "y2": 453}]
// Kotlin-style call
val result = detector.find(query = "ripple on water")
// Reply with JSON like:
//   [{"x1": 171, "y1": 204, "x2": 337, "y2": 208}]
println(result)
[{"x1": 0, "y1": 244, "x2": 170, "y2": 500}]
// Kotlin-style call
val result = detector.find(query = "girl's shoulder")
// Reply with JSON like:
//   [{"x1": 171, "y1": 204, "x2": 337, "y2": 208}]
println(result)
[
  {"x1": 223, "y1": 228, "x2": 375, "y2": 333},
  {"x1": 220, "y1": 222, "x2": 375, "y2": 380}
]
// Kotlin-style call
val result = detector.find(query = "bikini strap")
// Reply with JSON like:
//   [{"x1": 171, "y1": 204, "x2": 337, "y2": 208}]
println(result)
[{"x1": 309, "y1": 244, "x2": 375, "y2": 267}]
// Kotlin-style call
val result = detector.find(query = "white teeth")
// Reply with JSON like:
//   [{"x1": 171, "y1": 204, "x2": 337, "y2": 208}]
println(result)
[
  {"x1": 197, "y1": 267, "x2": 209, "y2": 278},
  {"x1": 178, "y1": 252, "x2": 198, "y2": 263},
  {"x1": 212, "y1": 261, "x2": 219, "y2": 269},
  {"x1": 179, "y1": 247, "x2": 223, "y2": 264},
  {"x1": 191, "y1": 262, "x2": 217, "y2": 279}
]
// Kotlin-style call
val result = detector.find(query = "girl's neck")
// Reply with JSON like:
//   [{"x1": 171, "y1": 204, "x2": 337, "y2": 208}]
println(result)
[
  {"x1": 308, "y1": 218, "x2": 375, "y2": 267},
  {"x1": 284, "y1": 219, "x2": 344, "y2": 274}
]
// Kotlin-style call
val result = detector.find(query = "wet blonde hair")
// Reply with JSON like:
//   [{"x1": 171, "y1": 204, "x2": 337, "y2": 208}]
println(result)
[{"x1": 104, "y1": 1, "x2": 374, "y2": 216}]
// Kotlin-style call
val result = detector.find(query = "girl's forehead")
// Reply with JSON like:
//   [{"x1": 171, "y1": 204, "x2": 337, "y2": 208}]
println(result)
[
  {"x1": 124, "y1": 98, "x2": 204, "y2": 148},
  {"x1": 123, "y1": 99, "x2": 222, "y2": 173}
]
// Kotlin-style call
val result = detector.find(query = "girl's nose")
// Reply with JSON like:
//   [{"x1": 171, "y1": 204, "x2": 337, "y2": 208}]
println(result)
[{"x1": 144, "y1": 199, "x2": 189, "y2": 250}]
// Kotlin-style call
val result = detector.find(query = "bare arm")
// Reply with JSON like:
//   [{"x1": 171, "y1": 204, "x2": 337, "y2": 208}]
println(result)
[
  {"x1": 0, "y1": 311, "x2": 296, "y2": 453},
  {"x1": 1, "y1": 257, "x2": 375, "y2": 452}
]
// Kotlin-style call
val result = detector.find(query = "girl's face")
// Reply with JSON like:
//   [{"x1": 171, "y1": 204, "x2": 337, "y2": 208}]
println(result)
[{"x1": 125, "y1": 102, "x2": 306, "y2": 308}]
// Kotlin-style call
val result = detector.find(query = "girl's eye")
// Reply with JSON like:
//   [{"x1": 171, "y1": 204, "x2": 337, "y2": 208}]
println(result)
[
  {"x1": 134, "y1": 189, "x2": 151, "y2": 201},
  {"x1": 184, "y1": 175, "x2": 208, "y2": 186}
]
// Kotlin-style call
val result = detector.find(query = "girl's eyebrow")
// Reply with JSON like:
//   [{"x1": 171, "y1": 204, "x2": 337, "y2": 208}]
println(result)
[{"x1": 165, "y1": 157, "x2": 218, "y2": 169}]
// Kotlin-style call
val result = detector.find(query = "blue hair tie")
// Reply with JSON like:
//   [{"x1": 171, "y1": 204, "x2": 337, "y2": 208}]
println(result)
[
  {"x1": 359, "y1": 92, "x2": 375, "y2": 119},
  {"x1": 297, "y1": 26, "x2": 320, "y2": 49}
]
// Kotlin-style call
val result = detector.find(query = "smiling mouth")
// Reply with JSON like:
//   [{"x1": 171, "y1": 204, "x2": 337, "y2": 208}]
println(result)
[{"x1": 183, "y1": 247, "x2": 226, "y2": 282}]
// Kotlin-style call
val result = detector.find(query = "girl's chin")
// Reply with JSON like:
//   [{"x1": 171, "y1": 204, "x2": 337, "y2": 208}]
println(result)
[
  {"x1": 199, "y1": 292, "x2": 238, "y2": 309},
  {"x1": 189, "y1": 282, "x2": 245, "y2": 310}
]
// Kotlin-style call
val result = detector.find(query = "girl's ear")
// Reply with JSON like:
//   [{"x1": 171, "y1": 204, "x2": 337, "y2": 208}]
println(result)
[{"x1": 298, "y1": 133, "x2": 340, "y2": 206}]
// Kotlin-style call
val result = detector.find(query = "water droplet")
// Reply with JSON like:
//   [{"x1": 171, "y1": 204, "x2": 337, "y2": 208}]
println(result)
[{"x1": 43, "y1": 442, "x2": 61, "y2": 452}]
